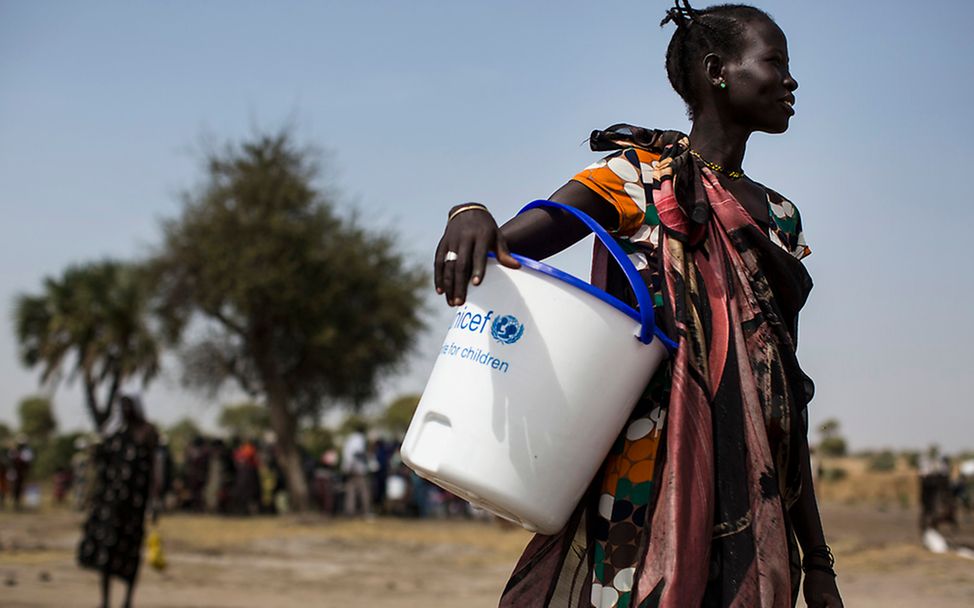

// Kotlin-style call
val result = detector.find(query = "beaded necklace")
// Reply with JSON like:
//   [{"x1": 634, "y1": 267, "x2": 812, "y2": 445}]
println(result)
[{"x1": 689, "y1": 149, "x2": 745, "y2": 180}]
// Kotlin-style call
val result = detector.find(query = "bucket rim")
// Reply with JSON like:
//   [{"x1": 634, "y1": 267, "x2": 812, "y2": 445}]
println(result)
[{"x1": 495, "y1": 252, "x2": 672, "y2": 347}]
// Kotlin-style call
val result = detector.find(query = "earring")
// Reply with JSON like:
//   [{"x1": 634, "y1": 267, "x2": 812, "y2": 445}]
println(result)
[{"x1": 719, "y1": 81, "x2": 727, "y2": 89}]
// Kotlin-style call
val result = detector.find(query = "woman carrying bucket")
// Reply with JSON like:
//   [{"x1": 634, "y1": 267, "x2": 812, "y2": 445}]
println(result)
[{"x1": 432, "y1": 3, "x2": 842, "y2": 608}]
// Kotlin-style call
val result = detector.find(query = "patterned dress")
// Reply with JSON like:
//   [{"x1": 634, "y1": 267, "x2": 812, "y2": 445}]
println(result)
[
  {"x1": 78, "y1": 428, "x2": 154, "y2": 582},
  {"x1": 500, "y1": 126, "x2": 813, "y2": 608}
]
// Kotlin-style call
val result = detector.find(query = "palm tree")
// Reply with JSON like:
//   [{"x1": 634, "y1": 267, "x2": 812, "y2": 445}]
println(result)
[{"x1": 13, "y1": 260, "x2": 160, "y2": 432}]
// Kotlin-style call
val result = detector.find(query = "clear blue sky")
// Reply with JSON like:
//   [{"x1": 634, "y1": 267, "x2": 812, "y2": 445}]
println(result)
[{"x1": 1, "y1": 1, "x2": 972, "y2": 450}]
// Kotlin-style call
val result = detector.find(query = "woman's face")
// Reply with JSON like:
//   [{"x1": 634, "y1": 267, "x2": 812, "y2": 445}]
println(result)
[{"x1": 721, "y1": 18, "x2": 798, "y2": 134}]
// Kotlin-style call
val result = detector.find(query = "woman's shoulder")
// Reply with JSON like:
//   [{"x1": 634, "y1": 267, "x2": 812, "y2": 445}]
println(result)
[
  {"x1": 762, "y1": 186, "x2": 804, "y2": 230},
  {"x1": 761, "y1": 185, "x2": 811, "y2": 260}
]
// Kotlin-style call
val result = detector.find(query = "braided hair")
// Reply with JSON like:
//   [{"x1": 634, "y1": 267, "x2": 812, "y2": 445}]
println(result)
[{"x1": 661, "y1": 1, "x2": 774, "y2": 119}]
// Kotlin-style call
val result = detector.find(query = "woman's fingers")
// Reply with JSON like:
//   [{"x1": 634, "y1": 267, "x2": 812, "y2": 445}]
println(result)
[
  {"x1": 495, "y1": 234, "x2": 521, "y2": 269},
  {"x1": 440, "y1": 240, "x2": 456, "y2": 305},
  {"x1": 470, "y1": 237, "x2": 488, "y2": 286},
  {"x1": 433, "y1": 237, "x2": 449, "y2": 294},
  {"x1": 434, "y1": 207, "x2": 514, "y2": 306},
  {"x1": 450, "y1": 240, "x2": 475, "y2": 306}
]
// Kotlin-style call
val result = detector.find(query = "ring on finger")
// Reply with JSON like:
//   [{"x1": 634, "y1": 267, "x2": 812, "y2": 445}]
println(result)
[{"x1": 444, "y1": 251, "x2": 459, "y2": 262}]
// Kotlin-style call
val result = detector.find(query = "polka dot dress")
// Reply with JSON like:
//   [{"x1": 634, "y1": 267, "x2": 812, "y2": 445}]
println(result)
[{"x1": 77, "y1": 430, "x2": 152, "y2": 582}]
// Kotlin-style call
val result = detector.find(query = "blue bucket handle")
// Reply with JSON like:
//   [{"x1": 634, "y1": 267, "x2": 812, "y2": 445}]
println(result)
[{"x1": 514, "y1": 200, "x2": 676, "y2": 350}]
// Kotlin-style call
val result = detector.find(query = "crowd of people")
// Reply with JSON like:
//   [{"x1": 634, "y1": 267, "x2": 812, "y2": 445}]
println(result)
[{"x1": 60, "y1": 423, "x2": 482, "y2": 521}]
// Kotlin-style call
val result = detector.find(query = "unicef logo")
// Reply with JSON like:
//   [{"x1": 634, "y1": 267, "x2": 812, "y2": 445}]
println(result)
[{"x1": 490, "y1": 314, "x2": 525, "y2": 345}]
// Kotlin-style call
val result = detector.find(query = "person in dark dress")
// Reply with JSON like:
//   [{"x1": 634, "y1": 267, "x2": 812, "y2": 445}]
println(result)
[{"x1": 78, "y1": 394, "x2": 159, "y2": 608}]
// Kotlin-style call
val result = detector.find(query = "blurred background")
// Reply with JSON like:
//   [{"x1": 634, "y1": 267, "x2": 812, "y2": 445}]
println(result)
[{"x1": 1, "y1": 1, "x2": 973, "y2": 607}]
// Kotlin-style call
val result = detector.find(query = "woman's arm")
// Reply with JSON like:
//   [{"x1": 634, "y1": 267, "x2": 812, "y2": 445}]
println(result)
[
  {"x1": 790, "y1": 431, "x2": 844, "y2": 607},
  {"x1": 790, "y1": 433, "x2": 827, "y2": 550},
  {"x1": 434, "y1": 180, "x2": 618, "y2": 306}
]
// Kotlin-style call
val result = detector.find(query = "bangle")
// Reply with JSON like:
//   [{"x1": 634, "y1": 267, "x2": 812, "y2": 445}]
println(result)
[
  {"x1": 448, "y1": 203, "x2": 489, "y2": 222},
  {"x1": 801, "y1": 544, "x2": 836, "y2": 577}
]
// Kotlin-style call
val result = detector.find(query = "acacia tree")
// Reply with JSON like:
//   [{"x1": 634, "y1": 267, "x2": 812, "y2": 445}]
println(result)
[
  {"x1": 152, "y1": 131, "x2": 426, "y2": 509},
  {"x1": 379, "y1": 393, "x2": 422, "y2": 436},
  {"x1": 14, "y1": 261, "x2": 160, "y2": 431}
]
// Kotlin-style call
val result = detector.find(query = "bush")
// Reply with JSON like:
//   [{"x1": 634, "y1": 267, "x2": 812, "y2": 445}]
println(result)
[
  {"x1": 818, "y1": 436, "x2": 847, "y2": 457},
  {"x1": 820, "y1": 467, "x2": 848, "y2": 482},
  {"x1": 901, "y1": 450, "x2": 920, "y2": 469},
  {"x1": 869, "y1": 450, "x2": 897, "y2": 472}
]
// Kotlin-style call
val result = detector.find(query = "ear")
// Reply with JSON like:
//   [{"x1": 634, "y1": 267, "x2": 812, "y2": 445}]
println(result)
[{"x1": 703, "y1": 53, "x2": 725, "y2": 87}]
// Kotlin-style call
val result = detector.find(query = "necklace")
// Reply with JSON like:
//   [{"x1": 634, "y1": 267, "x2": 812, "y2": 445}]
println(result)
[{"x1": 689, "y1": 149, "x2": 745, "y2": 180}]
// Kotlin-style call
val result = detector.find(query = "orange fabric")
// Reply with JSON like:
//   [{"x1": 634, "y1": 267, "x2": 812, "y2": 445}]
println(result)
[{"x1": 571, "y1": 148, "x2": 661, "y2": 236}]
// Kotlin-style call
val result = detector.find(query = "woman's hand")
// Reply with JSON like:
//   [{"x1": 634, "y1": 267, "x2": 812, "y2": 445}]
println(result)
[
  {"x1": 802, "y1": 571, "x2": 843, "y2": 608},
  {"x1": 434, "y1": 205, "x2": 520, "y2": 307}
]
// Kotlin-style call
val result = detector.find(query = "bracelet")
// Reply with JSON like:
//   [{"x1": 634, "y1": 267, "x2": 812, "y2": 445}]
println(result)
[
  {"x1": 801, "y1": 544, "x2": 836, "y2": 576},
  {"x1": 448, "y1": 203, "x2": 489, "y2": 222}
]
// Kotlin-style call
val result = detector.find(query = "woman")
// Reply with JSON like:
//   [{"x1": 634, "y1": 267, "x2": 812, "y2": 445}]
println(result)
[
  {"x1": 78, "y1": 395, "x2": 159, "y2": 608},
  {"x1": 434, "y1": 3, "x2": 842, "y2": 608}
]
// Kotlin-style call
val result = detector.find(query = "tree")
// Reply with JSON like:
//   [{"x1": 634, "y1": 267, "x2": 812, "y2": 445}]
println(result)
[
  {"x1": 817, "y1": 417, "x2": 847, "y2": 457},
  {"x1": 13, "y1": 261, "x2": 160, "y2": 431},
  {"x1": 299, "y1": 426, "x2": 335, "y2": 460},
  {"x1": 152, "y1": 131, "x2": 426, "y2": 509},
  {"x1": 378, "y1": 393, "x2": 422, "y2": 436},
  {"x1": 218, "y1": 402, "x2": 269, "y2": 438},
  {"x1": 166, "y1": 417, "x2": 202, "y2": 463},
  {"x1": 17, "y1": 396, "x2": 57, "y2": 443}
]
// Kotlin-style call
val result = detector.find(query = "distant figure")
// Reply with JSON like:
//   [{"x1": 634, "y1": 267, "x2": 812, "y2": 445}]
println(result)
[
  {"x1": 153, "y1": 436, "x2": 173, "y2": 513},
  {"x1": 184, "y1": 436, "x2": 210, "y2": 512},
  {"x1": 52, "y1": 465, "x2": 72, "y2": 504},
  {"x1": 8, "y1": 437, "x2": 34, "y2": 510},
  {"x1": 371, "y1": 436, "x2": 393, "y2": 511},
  {"x1": 312, "y1": 449, "x2": 340, "y2": 515},
  {"x1": 918, "y1": 449, "x2": 955, "y2": 532},
  {"x1": 78, "y1": 394, "x2": 159, "y2": 608},
  {"x1": 232, "y1": 438, "x2": 261, "y2": 515},
  {"x1": 959, "y1": 459, "x2": 974, "y2": 518},
  {"x1": 71, "y1": 437, "x2": 93, "y2": 511},
  {"x1": 341, "y1": 423, "x2": 372, "y2": 516},
  {"x1": 0, "y1": 444, "x2": 8, "y2": 507}
]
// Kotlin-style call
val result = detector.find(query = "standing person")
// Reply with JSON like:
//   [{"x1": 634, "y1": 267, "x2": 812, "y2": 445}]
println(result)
[
  {"x1": 71, "y1": 437, "x2": 93, "y2": 511},
  {"x1": 312, "y1": 449, "x2": 341, "y2": 515},
  {"x1": 372, "y1": 436, "x2": 394, "y2": 514},
  {"x1": 232, "y1": 437, "x2": 261, "y2": 515},
  {"x1": 153, "y1": 436, "x2": 173, "y2": 513},
  {"x1": 341, "y1": 422, "x2": 372, "y2": 517},
  {"x1": 183, "y1": 436, "x2": 209, "y2": 512},
  {"x1": 434, "y1": 3, "x2": 842, "y2": 606},
  {"x1": 0, "y1": 442, "x2": 9, "y2": 508},
  {"x1": 918, "y1": 449, "x2": 954, "y2": 533},
  {"x1": 78, "y1": 395, "x2": 159, "y2": 608},
  {"x1": 8, "y1": 437, "x2": 34, "y2": 510}
]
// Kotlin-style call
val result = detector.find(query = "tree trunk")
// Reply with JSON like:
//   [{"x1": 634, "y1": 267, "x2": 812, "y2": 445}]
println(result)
[
  {"x1": 267, "y1": 393, "x2": 310, "y2": 511},
  {"x1": 83, "y1": 376, "x2": 111, "y2": 433},
  {"x1": 251, "y1": 325, "x2": 310, "y2": 511}
]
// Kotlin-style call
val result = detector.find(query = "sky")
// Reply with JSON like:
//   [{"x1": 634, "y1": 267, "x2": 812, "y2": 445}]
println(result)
[{"x1": 1, "y1": 0, "x2": 972, "y2": 451}]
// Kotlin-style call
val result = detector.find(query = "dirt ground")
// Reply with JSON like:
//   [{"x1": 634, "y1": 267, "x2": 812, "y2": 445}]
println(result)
[{"x1": 1, "y1": 502, "x2": 973, "y2": 608}]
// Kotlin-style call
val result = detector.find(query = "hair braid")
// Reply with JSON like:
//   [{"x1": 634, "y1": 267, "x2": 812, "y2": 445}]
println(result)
[{"x1": 660, "y1": 1, "x2": 774, "y2": 119}]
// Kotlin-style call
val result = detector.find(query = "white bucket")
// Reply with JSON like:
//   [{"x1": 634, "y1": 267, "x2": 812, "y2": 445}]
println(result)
[{"x1": 401, "y1": 200, "x2": 676, "y2": 534}]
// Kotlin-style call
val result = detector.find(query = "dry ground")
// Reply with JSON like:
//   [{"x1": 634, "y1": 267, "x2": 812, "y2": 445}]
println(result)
[{"x1": 1, "y1": 502, "x2": 973, "y2": 608}]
